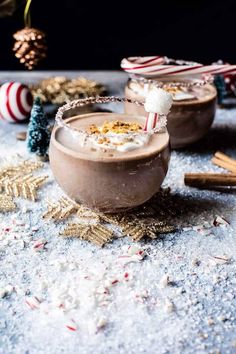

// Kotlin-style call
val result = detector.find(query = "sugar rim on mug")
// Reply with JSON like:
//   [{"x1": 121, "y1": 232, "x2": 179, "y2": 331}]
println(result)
[
  {"x1": 55, "y1": 96, "x2": 167, "y2": 140},
  {"x1": 129, "y1": 73, "x2": 214, "y2": 89}
]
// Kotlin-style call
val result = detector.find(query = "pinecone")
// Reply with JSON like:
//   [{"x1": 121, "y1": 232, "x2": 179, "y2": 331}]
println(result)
[{"x1": 13, "y1": 27, "x2": 47, "y2": 70}]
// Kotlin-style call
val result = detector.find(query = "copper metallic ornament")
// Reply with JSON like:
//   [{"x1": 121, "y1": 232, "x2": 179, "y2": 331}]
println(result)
[{"x1": 13, "y1": 27, "x2": 47, "y2": 70}]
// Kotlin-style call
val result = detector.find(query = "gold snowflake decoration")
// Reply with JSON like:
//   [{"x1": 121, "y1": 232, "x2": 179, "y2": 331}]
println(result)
[
  {"x1": 62, "y1": 223, "x2": 113, "y2": 247},
  {"x1": 0, "y1": 160, "x2": 48, "y2": 207},
  {"x1": 43, "y1": 190, "x2": 177, "y2": 247}
]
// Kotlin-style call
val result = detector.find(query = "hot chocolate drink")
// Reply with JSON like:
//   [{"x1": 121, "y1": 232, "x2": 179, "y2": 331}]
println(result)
[
  {"x1": 125, "y1": 79, "x2": 217, "y2": 149},
  {"x1": 49, "y1": 112, "x2": 170, "y2": 213}
]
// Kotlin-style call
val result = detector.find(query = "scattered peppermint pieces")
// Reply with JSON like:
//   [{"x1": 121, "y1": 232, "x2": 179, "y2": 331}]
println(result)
[
  {"x1": 210, "y1": 255, "x2": 231, "y2": 265},
  {"x1": 65, "y1": 319, "x2": 77, "y2": 332},
  {"x1": 213, "y1": 215, "x2": 230, "y2": 227},
  {"x1": 159, "y1": 274, "x2": 170, "y2": 288},
  {"x1": 118, "y1": 245, "x2": 147, "y2": 264},
  {"x1": 33, "y1": 239, "x2": 47, "y2": 251},
  {"x1": 164, "y1": 299, "x2": 175, "y2": 313},
  {"x1": 25, "y1": 296, "x2": 41, "y2": 310}
]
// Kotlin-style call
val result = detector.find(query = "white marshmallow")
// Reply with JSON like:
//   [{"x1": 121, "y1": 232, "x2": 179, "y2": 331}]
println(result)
[{"x1": 144, "y1": 88, "x2": 173, "y2": 115}]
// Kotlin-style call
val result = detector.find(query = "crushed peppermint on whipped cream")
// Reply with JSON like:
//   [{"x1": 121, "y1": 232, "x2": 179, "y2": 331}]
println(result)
[{"x1": 86, "y1": 120, "x2": 151, "y2": 152}]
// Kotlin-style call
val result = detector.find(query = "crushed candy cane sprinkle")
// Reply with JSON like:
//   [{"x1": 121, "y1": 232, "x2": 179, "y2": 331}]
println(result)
[{"x1": 0, "y1": 199, "x2": 235, "y2": 351}]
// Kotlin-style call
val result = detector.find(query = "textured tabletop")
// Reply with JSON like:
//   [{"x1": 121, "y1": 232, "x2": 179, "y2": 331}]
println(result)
[{"x1": 0, "y1": 71, "x2": 236, "y2": 354}]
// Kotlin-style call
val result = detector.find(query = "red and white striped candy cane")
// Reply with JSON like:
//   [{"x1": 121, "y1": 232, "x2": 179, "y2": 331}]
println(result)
[
  {"x1": 121, "y1": 56, "x2": 236, "y2": 77},
  {"x1": 121, "y1": 56, "x2": 166, "y2": 74},
  {"x1": 136, "y1": 64, "x2": 236, "y2": 77},
  {"x1": 144, "y1": 113, "x2": 159, "y2": 131},
  {"x1": 0, "y1": 82, "x2": 33, "y2": 123}
]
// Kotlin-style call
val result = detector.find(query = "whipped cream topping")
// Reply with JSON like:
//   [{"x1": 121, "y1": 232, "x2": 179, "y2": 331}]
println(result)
[
  {"x1": 70, "y1": 120, "x2": 153, "y2": 152},
  {"x1": 89, "y1": 131, "x2": 150, "y2": 152},
  {"x1": 74, "y1": 120, "x2": 151, "y2": 152}
]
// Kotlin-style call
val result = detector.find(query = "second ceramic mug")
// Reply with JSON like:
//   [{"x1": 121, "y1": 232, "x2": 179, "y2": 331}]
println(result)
[{"x1": 124, "y1": 77, "x2": 217, "y2": 149}]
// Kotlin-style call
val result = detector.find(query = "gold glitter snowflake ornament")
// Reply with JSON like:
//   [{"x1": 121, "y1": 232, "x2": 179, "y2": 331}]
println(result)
[
  {"x1": 0, "y1": 160, "x2": 48, "y2": 209},
  {"x1": 43, "y1": 189, "x2": 177, "y2": 247},
  {"x1": 62, "y1": 223, "x2": 113, "y2": 247}
]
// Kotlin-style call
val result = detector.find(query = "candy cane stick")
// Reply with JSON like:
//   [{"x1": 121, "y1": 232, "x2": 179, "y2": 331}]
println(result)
[
  {"x1": 121, "y1": 56, "x2": 166, "y2": 72},
  {"x1": 144, "y1": 112, "x2": 159, "y2": 131},
  {"x1": 143, "y1": 65, "x2": 236, "y2": 77},
  {"x1": 121, "y1": 56, "x2": 236, "y2": 77}
]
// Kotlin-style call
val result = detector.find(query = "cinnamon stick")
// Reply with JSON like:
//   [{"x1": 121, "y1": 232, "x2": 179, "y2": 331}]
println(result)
[
  {"x1": 184, "y1": 173, "x2": 236, "y2": 188},
  {"x1": 212, "y1": 151, "x2": 236, "y2": 173},
  {"x1": 215, "y1": 151, "x2": 236, "y2": 167}
]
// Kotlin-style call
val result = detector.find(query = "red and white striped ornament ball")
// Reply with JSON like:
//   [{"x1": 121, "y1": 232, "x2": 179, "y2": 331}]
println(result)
[{"x1": 0, "y1": 82, "x2": 33, "y2": 123}]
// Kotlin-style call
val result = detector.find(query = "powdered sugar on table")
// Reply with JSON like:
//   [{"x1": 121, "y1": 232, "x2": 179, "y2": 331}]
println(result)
[{"x1": 0, "y1": 71, "x2": 236, "y2": 354}]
